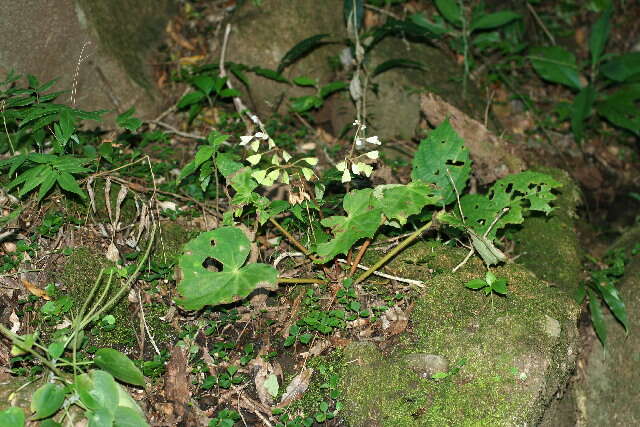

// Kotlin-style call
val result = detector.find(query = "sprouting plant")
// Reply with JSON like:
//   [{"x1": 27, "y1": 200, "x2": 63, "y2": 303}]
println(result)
[
  {"x1": 465, "y1": 271, "x2": 508, "y2": 296},
  {"x1": 528, "y1": 6, "x2": 640, "y2": 139},
  {"x1": 577, "y1": 247, "x2": 631, "y2": 346},
  {"x1": 0, "y1": 226, "x2": 156, "y2": 426}
]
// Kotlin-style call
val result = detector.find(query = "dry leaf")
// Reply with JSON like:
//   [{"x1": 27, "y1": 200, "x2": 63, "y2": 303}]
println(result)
[
  {"x1": 20, "y1": 278, "x2": 49, "y2": 300},
  {"x1": 278, "y1": 368, "x2": 313, "y2": 407},
  {"x1": 381, "y1": 306, "x2": 408, "y2": 336},
  {"x1": 254, "y1": 358, "x2": 275, "y2": 406},
  {"x1": 106, "y1": 242, "x2": 120, "y2": 262},
  {"x1": 9, "y1": 311, "x2": 20, "y2": 333}
]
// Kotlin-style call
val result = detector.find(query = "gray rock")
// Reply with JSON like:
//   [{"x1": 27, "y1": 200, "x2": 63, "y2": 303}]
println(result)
[
  {"x1": 0, "y1": 0, "x2": 175, "y2": 119},
  {"x1": 403, "y1": 353, "x2": 449, "y2": 378}
]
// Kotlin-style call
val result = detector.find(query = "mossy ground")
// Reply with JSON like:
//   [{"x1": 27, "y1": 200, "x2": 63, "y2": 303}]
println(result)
[
  {"x1": 511, "y1": 167, "x2": 583, "y2": 295},
  {"x1": 50, "y1": 221, "x2": 196, "y2": 357},
  {"x1": 338, "y1": 240, "x2": 580, "y2": 426}
]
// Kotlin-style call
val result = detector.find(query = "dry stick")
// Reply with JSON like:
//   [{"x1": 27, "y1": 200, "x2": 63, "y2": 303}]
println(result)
[
  {"x1": 337, "y1": 259, "x2": 424, "y2": 286},
  {"x1": 349, "y1": 237, "x2": 371, "y2": 277},
  {"x1": 354, "y1": 219, "x2": 434, "y2": 285},
  {"x1": 268, "y1": 217, "x2": 313, "y2": 258},
  {"x1": 527, "y1": 2, "x2": 556, "y2": 46}
]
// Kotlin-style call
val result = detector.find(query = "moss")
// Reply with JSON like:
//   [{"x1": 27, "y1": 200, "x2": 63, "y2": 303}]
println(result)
[
  {"x1": 511, "y1": 167, "x2": 583, "y2": 294},
  {"x1": 340, "y1": 240, "x2": 580, "y2": 426}
]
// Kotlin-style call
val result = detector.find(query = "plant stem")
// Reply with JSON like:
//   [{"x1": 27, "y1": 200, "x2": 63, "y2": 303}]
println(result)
[
  {"x1": 349, "y1": 238, "x2": 371, "y2": 277},
  {"x1": 269, "y1": 217, "x2": 314, "y2": 259},
  {"x1": 354, "y1": 220, "x2": 433, "y2": 284},
  {"x1": 277, "y1": 278, "x2": 326, "y2": 284}
]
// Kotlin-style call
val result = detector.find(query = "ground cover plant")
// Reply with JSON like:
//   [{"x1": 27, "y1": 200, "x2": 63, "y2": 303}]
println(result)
[{"x1": 0, "y1": 0, "x2": 638, "y2": 425}]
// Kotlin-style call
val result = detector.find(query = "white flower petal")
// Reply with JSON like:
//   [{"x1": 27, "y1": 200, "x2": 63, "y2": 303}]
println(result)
[
  {"x1": 365, "y1": 136, "x2": 381, "y2": 145},
  {"x1": 240, "y1": 135, "x2": 253, "y2": 145}
]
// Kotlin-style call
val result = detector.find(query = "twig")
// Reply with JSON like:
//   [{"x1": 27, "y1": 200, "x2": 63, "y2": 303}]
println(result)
[
  {"x1": 354, "y1": 219, "x2": 434, "y2": 284},
  {"x1": 349, "y1": 238, "x2": 371, "y2": 277},
  {"x1": 527, "y1": 2, "x2": 556, "y2": 46},
  {"x1": 269, "y1": 217, "x2": 315, "y2": 259},
  {"x1": 147, "y1": 120, "x2": 209, "y2": 141},
  {"x1": 219, "y1": 24, "x2": 253, "y2": 132},
  {"x1": 337, "y1": 259, "x2": 424, "y2": 286},
  {"x1": 138, "y1": 288, "x2": 161, "y2": 355}
]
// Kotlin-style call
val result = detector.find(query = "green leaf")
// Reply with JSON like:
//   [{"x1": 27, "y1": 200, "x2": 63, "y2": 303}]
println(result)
[
  {"x1": 37, "y1": 171, "x2": 58, "y2": 201},
  {"x1": 470, "y1": 11, "x2": 521, "y2": 31},
  {"x1": 589, "y1": 8, "x2": 612, "y2": 68},
  {"x1": 195, "y1": 145, "x2": 216, "y2": 167},
  {"x1": 0, "y1": 407, "x2": 25, "y2": 427},
  {"x1": 251, "y1": 67, "x2": 289, "y2": 83},
  {"x1": 57, "y1": 171, "x2": 87, "y2": 199},
  {"x1": 411, "y1": 119, "x2": 471, "y2": 206},
  {"x1": 598, "y1": 282, "x2": 628, "y2": 332},
  {"x1": 114, "y1": 406, "x2": 149, "y2": 427},
  {"x1": 373, "y1": 181, "x2": 440, "y2": 225},
  {"x1": 408, "y1": 13, "x2": 449, "y2": 36},
  {"x1": 40, "y1": 418, "x2": 62, "y2": 427},
  {"x1": 290, "y1": 95, "x2": 323, "y2": 113},
  {"x1": 434, "y1": 0, "x2": 462, "y2": 27},
  {"x1": 176, "y1": 227, "x2": 278, "y2": 310},
  {"x1": 177, "y1": 91, "x2": 205, "y2": 109},
  {"x1": 94, "y1": 348, "x2": 145, "y2": 386},
  {"x1": 587, "y1": 288, "x2": 607, "y2": 346},
  {"x1": 293, "y1": 76, "x2": 317, "y2": 87},
  {"x1": 491, "y1": 278, "x2": 508, "y2": 295},
  {"x1": 596, "y1": 84, "x2": 640, "y2": 136},
  {"x1": 600, "y1": 52, "x2": 640, "y2": 82},
  {"x1": 315, "y1": 189, "x2": 383, "y2": 262},
  {"x1": 76, "y1": 370, "x2": 119, "y2": 412},
  {"x1": 17, "y1": 166, "x2": 51, "y2": 198},
  {"x1": 87, "y1": 408, "x2": 115, "y2": 427},
  {"x1": 215, "y1": 152, "x2": 243, "y2": 178},
  {"x1": 31, "y1": 383, "x2": 65, "y2": 420},
  {"x1": 116, "y1": 107, "x2": 143, "y2": 132},
  {"x1": 460, "y1": 171, "x2": 562, "y2": 240},
  {"x1": 47, "y1": 340, "x2": 66, "y2": 359},
  {"x1": 529, "y1": 46, "x2": 582, "y2": 90},
  {"x1": 319, "y1": 81, "x2": 347, "y2": 98},
  {"x1": 372, "y1": 59, "x2": 424, "y2": 78},
  {"x1": 277, "y1": 34, "x2": 330, "y2": 73},
  {"x1": 191, "y1": 75, "x2": 216, "y2": 95},
  {"x1": 468, "y1": 229, "x2": 507, "y2": 266},
  {"x1": 465, "y1": 279, "x2": 487, "y2": 289},
  {"x1": 571, "y1": 85, "x2": 596, "y2": 141}
]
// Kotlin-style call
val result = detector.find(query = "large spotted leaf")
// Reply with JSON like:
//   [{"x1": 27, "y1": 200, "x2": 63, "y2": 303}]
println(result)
[
  {"x1": 373, "y1": 181, "x2": 441, "y2": 225},
  {"x1": 315, "y1": 189, "x2": 382, "y2": 263},
  {"x1": 176, "y1": 227, "x2": 278, "y2": 310}
]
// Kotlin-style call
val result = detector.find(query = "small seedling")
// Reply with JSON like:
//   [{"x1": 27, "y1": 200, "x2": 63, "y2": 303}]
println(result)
[{"x1": 465, "y1": 271, "x2": 508, "y2": 296}]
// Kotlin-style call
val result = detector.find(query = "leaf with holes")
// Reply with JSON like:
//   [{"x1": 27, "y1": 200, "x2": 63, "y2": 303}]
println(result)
[
  {"x1": 315, "y1": 189, "x2": 382, "y2": 263},
  {"x1": 176, "y1": 227, "x2": 278, "y2": 310},
  {"x1": 411, "y1": 119, "x2": 471, "y2": 206},
  {"x1": 373, "y1": 181, "x2": 441, "y2": 226},
  {"x1": 457, "y1": 171, "x2": 562, "y2": 240}
]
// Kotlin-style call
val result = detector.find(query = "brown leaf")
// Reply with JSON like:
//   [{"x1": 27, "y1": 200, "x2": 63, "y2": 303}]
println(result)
[
  {"x1": 20, "y1": 278, "x2": 49, "y2": 300},
  {"x1": 278, "y1": 368, "x2": 313, "y2": 407}
]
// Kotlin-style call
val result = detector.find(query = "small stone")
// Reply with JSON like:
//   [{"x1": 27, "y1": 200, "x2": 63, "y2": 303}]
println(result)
[
  {"x1": 543, "y1": 315, "x2": 561, "y2": 338},
  {"x1": 403, "y1": 353, "x2": 449, "y2": 379}
]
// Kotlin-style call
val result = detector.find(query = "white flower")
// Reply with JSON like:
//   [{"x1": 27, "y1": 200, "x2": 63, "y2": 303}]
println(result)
[
  {"x1": 255, "y1": 132, "x2": 269, "y2": 140},
  {"x1": 364, "y1": 150, "x2": 379, "y2": 159},
  {"x1": 353, "y1": 120, "x2": 360, "y2": 126},
  {"x1": 355, "y1": 138, "x2": 364, "y2": 146},
  {"x1": 365, "y1": 136, "x2": 381, "y2": 145},
  {"x1": 240, "y1": 135, "x2": 253, "y2": 146}
]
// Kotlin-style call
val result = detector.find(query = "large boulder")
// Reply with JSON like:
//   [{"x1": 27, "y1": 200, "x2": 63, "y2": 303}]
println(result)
[
  {"x1": 0, "y1": 0, "x2": 175, "y2": 118},
  {"x1": 224, "y1": 0, "x2": 346, "y2": 117},
  {"x1": 341, "y1": 241, "x2": 580, "y2": 426}
]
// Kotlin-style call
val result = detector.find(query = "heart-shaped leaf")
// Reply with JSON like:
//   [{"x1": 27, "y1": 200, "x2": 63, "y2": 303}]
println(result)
[{"x1": 176, "y1": 227, "x2": 278, "y2": 310}]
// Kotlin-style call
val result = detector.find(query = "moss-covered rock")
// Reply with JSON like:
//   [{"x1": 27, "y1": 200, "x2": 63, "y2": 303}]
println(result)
[
  {"x1": 50, "y1": 221, "x2": 195, "y2": 356},
  {"x1": 512, "y1": 166, "x2": 583, "y2": 295},
  {"x1": 341, "y1": 240, "x2": 580, "y2": 426}
]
